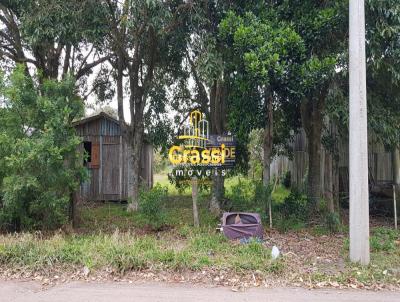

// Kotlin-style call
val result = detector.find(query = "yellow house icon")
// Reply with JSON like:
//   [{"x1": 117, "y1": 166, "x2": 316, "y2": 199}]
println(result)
[{"x1": 178, "y1": 110, "x2": 209, "y2": 148}]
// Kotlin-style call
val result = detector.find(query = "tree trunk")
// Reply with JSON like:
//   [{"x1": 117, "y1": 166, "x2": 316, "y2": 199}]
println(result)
[
  {"x1": 333, "y1": 153, "x2": 340, "y2": 211},
  {"x1": 301, "y1": 98, "x2": 324, "y2": 206},
  {"x1": 307, "y1": 121, "x2": 323, "y2": 205},
  {"x1": 69, "y1": 190, "x2": 80, "y2": 228},
  {"x1": 127, "y1": 127, "x2": 143, "y2": 212},
  {"x1": 263, "y1": 87, "x2": 273, "y2": 186},
  {"x1": 192, "y1": 177, "x2": 200, "y2": 227},
  {"x1": 209, "y1": 79, "x2": 226, "y2": 213},
  {"x1": 126, "y1": 53, "x2": 147, "y2": 212},
  {"x1": 210, "y1": 174, "x2": 224, "y2": 215},
  {"x1": 116, "y1": 57, "x2": 125, "y2": 124},
  {"x1": 325, "y1": 150, "x2": 334, "y2": 213},
  {"x1": 331, "y1": 122, "x2": 341, "y2": 213},
  {"x1": 127, "y1": 86, "x2": 145, "y2": 212}
]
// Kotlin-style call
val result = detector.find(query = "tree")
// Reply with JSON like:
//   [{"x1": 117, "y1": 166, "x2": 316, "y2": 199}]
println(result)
[
  {"x1": 100, "y1": 0, "x2": 192, "y2": 210},
  {"x1": 0, "y1": 65, "x2": 84, "y2": 231},
  {"x1": 323, "y1": 0, "x2": 400, "y2": 212},
  {"x1": 0, "y1": 1, "x2": 109, "y2": 83},
  {"x1": 219, "y1": 10, "x2": 304, "y2": 188},
  {"x1": 365, "y1": 0, "x2": 400, "y2": 190},
  {"x1": 180, "y1": 1, "x2": 275, "y2": 213},
  {"x1": 274, "y1": 1, "x2": 348, "y2": 206},
  {"x1": 0, "y1": 1, "x2": 114, "y2": 225}
]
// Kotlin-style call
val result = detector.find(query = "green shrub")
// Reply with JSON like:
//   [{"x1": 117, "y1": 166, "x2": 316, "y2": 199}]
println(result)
[
  {"x1": 227, "y1": 178, "x2": 256, "y2": 211},
  {"x1": 275, "y1": 217, "x2": 306, "y2": 233},
  {"x1": 273, "y1": 191, "x2": 308, "y2": 232},
  {"x1": 281, "y1": 170, "x2": 291, "y2": 188},
  {"x1": 324, "y1": 212, "x2": 340, "y2": 233},
  {"x1": 278, "y1": 191, "x2": 309, "y2": 220},
  {"x1": 227, "y1": 178, "x2": 271, "y2": 215},
  {"x1": 0, "y1": 66, "x2": 84, "y2": 231},
  {"x1": 370, "y1": 227, "x2": 399, "y2": 252},
  {"x1": 138, "y1": 185, "x2": 168, "y2": 229}
]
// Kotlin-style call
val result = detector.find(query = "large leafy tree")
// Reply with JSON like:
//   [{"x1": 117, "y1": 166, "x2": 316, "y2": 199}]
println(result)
[
  {"x1": 0, "y1": 0, "x2": 109, "y2": 85},
  {"x1": 274, "y1": 0, "x2": 348, "y2": 205},
  {"x1": 182, "y1": 0, "x2": 274, "y2": 213},
  {"x1": 220, "y1": 10, "x2": 304, "y2": 189},
  {"x1": 100, "y1": 0, "x2": 192, "y2": 210},
  {"x1": 182, "y1": 0, "x2": 234, "y2": 213},
  {"x1": 366, "y1": 0, "x2": 400, "y2": 148},
  {"x1": 0, "y1": 65, "x2": 84, "y2": 231}
]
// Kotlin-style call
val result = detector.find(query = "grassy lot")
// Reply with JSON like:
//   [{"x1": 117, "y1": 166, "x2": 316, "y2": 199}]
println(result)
[
  {"x1": 0, "y1": 186, "x2": 399, "y2": 288},
  {"x1": 0, "y1": 196, "x2": 283, "y2": 283},
  {"x1": 0, "y1": 228, "x2": 281, "y2": 274},
  {"x1": 153, "y1": 173, "x2": 291, "y2": 202}
]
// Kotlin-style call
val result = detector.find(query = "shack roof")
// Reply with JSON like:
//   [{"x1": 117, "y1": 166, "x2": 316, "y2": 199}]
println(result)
[
  {"x1": 73, "y1": 112, "x2": 150, "y2": 143},
  {"x1": 72, "y1": 112, "x2": 120, "y2": 127}
]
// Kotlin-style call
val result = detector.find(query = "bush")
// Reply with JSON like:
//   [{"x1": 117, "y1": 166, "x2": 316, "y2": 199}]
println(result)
[
  {"x1": 274, "y1": 191, "x2": 309, "y2": 232},
  {"x1": 138, "y1": 185, "x2": 168, "y2": 229},
  {"x1": 281, "y1": 170, "x2": 291, "y2": 188},
  {"x1": 227, "y1": 178, "x2": 258, "y2": 212},
  {"x1": 0, "y1": 66, "x2": 84, "y2": 231},
  {"x1": 227, "y1": 179, "x2": 271, "y2": 215},
  {"x1": 278, "y1": 191, "x2": 309, "y2": 220},
  {"x1": 370, "y1": 227, "x2": 399, "y2": 252},
  {"x1": 324, "y1": 212, "x2": 340, "y2": 233},
  {"x1": 275, "y1": 217, "x2": 306, "y2": 233}
]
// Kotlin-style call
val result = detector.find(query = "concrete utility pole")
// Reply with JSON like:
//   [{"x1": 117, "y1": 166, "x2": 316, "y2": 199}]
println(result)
[{"x1": 349, "y1": 0, "x2": 370, "y2": 265}]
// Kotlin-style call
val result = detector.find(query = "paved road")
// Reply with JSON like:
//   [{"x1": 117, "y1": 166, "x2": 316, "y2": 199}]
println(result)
[{"x1": 1, "y1": 281, "x2": 399, "y2": 302}]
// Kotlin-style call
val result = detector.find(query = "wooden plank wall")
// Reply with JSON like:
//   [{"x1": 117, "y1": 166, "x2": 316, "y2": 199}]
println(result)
[
  {"x1": 76, "y1": 116, "x2": 154, "y2": 201},
  {"x1": 270, "y1": 155, "x2": 290, "y2": 180},
  {"x1": 290, "y1": 129, "x2": 394, "y2": 193}
]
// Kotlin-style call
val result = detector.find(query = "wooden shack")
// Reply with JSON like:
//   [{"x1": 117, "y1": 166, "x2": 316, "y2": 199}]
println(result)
[{"x1": 73, "y1": 112, "x2": 153, "y2": 201}]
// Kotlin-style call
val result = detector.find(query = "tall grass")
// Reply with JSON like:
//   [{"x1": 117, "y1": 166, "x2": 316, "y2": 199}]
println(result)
[{"x1": 0, "y1": 230, "x2": 281, "y2": 274}]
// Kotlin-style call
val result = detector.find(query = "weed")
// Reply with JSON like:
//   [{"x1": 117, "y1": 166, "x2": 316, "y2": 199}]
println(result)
[
  {"x1": 325, "y1": 212, "x2": 341, "y2": 233},
  {"x1": 370, "y1": 227, "x2": 399, "y2": 252},
  {"x1": 138, "y1": 185, "x2": 168, "y2": 229}
]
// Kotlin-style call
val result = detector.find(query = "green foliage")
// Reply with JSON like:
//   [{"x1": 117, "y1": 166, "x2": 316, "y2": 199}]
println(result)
[
  {"x1": 274, "y1": 191, "x2": 309, "y2": 232},
  {"x1": 78, "y1": 194, "x2": 218, "y2": 233},
  {"x1": 153, "y1": 150, "x2": 169, "y2": 174},
  {"x1": 278, "y1": 191, "x2": 309, "y2": 221},
  {"x1": 226, "y1": 178, "x2": 273, "y2": 223},
  {"x1": 0, "y1": 228, "x2": 281, "y2": 274},
  {"x1": 0, "y1": 0, "x2": 108, "y2": 81},
  {"x1": 364, "y1": 0, "x2": 400, "y2": 149},
  {"x1": 0, "y1": 66, "x2": 84, "y2": 231},
  {"x1": 275, "y1": 218, "x2": 306, "y2": 233},
  {"x1": 220, "y1": 9, "x2": 305, "y2": 171},
  {"x1": 227, "y1": 178, "x2": 264, "y2": 213},
  {"x1": 370, "y1": 227, "x2": 399, "y2": 252},
  {"x1": 247, "y1": 129, "x2": 263, "y2": 180},
  {"x1": 8, "y1": 0, "x2": 107, "y2": 46},
  {"x1": 324, "y1": 212, "x2": 340, "y2": 234},
  {"x1": 138, "y1": 185, "x2": 168, "y2": 229},
  {"x1": 281, "y1": 171, "x2": 291, "y2": 189},
  {"x1": 343, "y1": 227, "x2": 400, "y2": 254}
]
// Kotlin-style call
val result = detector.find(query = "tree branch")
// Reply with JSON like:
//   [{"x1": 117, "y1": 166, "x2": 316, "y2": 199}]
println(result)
[{"x1": 75, "y1": 54, "x2": 112, "y2": 79}]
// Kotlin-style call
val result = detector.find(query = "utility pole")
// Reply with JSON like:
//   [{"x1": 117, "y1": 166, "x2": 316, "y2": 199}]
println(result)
[{"x1": 349, "y1": 0, "x2": 370, "y2": 265}]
